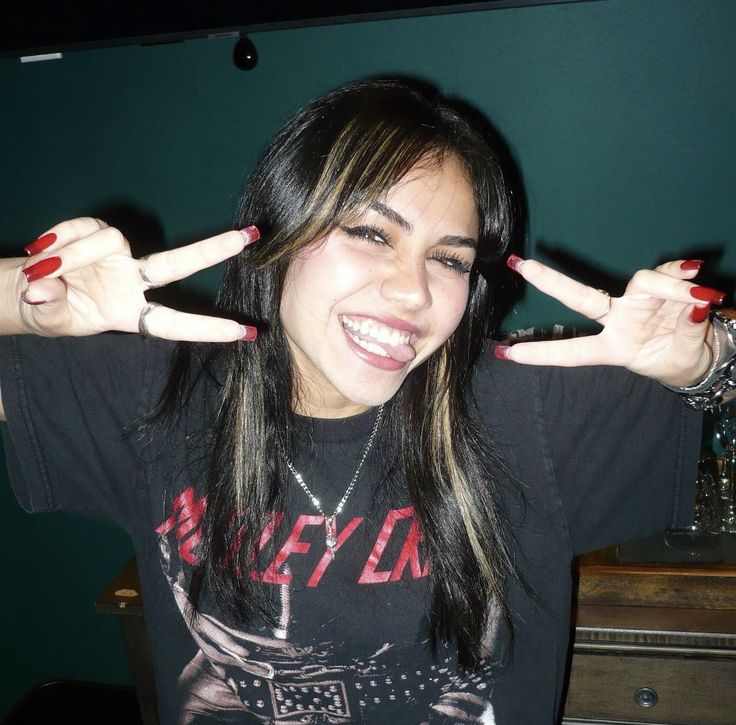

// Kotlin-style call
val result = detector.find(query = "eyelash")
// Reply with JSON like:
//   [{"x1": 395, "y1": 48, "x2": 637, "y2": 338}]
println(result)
[
  {"x1": 340, "y1": 224, "x2": 472, "y2": 275},
  {"x1": 341, "y1": 224, "x2": 389, "y2": 246}
]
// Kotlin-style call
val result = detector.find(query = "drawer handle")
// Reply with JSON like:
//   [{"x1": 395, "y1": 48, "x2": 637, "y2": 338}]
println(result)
[{"x1": 634, "y1": 686, "x2": 659, "y2": 708}]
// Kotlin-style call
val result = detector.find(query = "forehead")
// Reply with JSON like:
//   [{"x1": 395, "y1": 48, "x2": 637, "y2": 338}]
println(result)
[{"x1": 379, "y1": 155, "x2": 479, "y2": 236}]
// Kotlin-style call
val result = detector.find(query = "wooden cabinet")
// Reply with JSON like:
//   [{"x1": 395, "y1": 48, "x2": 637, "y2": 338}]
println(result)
[{"x1": 563, "y1": 533, "x2": 736, "y2": 725}]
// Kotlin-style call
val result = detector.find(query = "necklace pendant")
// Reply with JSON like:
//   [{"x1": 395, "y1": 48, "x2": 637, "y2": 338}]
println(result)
[
  {"x1": 285, "y1": 403, "x2": 384, "y2": 563},
  {"x1": 325, "y1": 517, "x2": 337, "y2": 557}
]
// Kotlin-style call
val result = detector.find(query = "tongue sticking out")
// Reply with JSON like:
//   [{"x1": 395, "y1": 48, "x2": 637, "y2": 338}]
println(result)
[{"x1": 385, "y1": 342, "x2": 416, "y2": 362}]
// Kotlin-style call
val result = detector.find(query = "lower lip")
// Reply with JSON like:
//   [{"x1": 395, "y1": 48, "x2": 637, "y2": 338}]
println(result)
[{"x1": 342, "y1": 327, "x2": 408, "y2": 371}]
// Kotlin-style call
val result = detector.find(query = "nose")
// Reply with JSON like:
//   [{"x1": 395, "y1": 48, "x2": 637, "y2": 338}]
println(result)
[{"x1": 380, "y1": 258, "x2": 432, "y2": 311}]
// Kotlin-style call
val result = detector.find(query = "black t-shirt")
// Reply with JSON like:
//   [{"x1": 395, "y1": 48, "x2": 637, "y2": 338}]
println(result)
[{"x1": 0, "y1": 333, "x2": 701, "y2": 724}]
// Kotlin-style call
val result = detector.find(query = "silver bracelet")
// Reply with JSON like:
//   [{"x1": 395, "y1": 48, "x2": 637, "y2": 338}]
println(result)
[{"x1": 667, "y1": 310, "x2": 736, "y2": 410}]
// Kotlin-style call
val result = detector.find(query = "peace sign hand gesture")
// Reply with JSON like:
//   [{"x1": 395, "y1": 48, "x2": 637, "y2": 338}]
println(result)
[
  {"x1": 497, "y1": 255, "x2": 726, "y2": 388},
  {"x1": 9, "y1": 217, "x2": 258, "y2": 342}
]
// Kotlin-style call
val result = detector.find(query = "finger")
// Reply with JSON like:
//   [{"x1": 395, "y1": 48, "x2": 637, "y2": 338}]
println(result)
[
  {"x1": 22, "y1": 225, "x2": 133, "y2": 281},
  {"x1": 511, "y1": 258, "x2": 612, "y2": 321},
  {"x1": 672, "y1": 303, "x2": 712, "y2": 361},
  {"x1": 138, "y1": 228, "x2": 258, "y2": 288},
  {"x1": 624, "y1": 268, "x2": 726, "y2": 305},
  {"x1": 138, "y1": 304, "x2": 257, "y2": 343},
  {"x1": 645, "y1": 304, "x2": 713, "y2": 387},
  {"x1": 18, "y1": 278, "x2": 73, "y2": 337},
  {"x1": 20, "y1": 278, "x2": 66, "y2": 306},
  {"x1": 496, "y1": 336, "x2": 609, "y2": 367},
  {"x1": 25, "y1": 217, "x2": 109, "y2": 257},
  {"x1": 655, "y1": 259, "x2": 704, "y2": 280}
]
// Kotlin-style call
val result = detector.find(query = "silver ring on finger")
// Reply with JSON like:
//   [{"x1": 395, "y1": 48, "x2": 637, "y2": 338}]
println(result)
[
  {"x1": 138, "y1": 254, "x2": 165, "y2": 290},
  {"x1": 592, "y1": 290, "x2": 612, "y2": 322},
  {"x1": 138, "y1": 302, "x2": 162, "y2": 338}
]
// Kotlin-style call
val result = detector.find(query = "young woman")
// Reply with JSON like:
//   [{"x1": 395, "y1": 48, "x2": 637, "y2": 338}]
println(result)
[{"x1": 0, "y1": 80, "x2": 727, "y2": 724}]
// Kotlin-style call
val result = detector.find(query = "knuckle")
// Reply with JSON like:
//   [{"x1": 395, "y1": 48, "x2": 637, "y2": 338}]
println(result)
[
  {"x1": 630, "y1": 269, "x2": 648, "y2": 283},
  {"x1": 67, "y1": 217, "x2": 106, "y2": 236},
  {"x1": 98, "y1": 225, "x2": 128, "y2": 251},
  {"x1": 75, "y1": 216, "x2": 108, "y2": 232},
  {"x1": 629, "y1": 269, "x2": 654, "y2": 288}
]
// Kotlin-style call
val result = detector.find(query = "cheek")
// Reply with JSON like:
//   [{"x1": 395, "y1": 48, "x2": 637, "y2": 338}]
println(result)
[
  {"x1": 434, "y1": 278, "x2": 471, "y2": 336},
  {"x1": 281, "y1": 249, "x2": 369, "y2": 327}
]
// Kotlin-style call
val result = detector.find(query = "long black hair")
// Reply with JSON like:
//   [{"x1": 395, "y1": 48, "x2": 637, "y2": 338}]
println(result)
[{"x1": 157, "y1": 79, "x2": 518, "y2": 668}]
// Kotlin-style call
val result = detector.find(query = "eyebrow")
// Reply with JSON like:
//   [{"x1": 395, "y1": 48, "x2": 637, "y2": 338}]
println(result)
[
  {"x1": 369, "y1": 201, "x2": 477, "y2": 249},
  {"x1": 370, "y1": 202, "x2": 413, "y2": 232}
]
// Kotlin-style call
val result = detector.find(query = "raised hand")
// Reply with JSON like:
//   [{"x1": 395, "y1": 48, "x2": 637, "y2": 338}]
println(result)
[
  {"x1": 496, "y1": 255, "x2": 727, "y2": 388},
  {"x1": 13, "y1": 217, "x2": 258, "y2": 342}
]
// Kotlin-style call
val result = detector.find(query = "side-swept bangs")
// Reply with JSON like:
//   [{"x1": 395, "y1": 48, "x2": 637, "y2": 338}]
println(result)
[{"x1": 238, "y1": 80, "x2": 511, "y2": 275}]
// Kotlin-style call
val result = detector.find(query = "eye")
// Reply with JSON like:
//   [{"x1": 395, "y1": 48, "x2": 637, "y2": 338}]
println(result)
[
  {"x1": 340, "y1": 224, "x2": 390, "y2": 246},
  {"x1": 430, "y1": 251, "x2": 473, "y2": 275}
]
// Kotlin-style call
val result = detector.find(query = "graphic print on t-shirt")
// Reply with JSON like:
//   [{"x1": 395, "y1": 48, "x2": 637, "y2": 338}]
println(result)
[{"x1": 156, "y1": 486, "x2": 500, "y2": 724}]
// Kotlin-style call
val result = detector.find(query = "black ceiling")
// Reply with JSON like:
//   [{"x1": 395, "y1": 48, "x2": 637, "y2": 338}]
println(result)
[{"x1": 2, "y1": 0, "x2": 583, "y2": 57}]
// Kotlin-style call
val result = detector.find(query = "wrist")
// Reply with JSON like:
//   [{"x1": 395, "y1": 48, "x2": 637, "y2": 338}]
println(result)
[
  {"x1": 0, "y1": 259, "x2": 35, "y2": 335},
  {"x1": 666, "y1": 310, "x2": 736, "y2": 410}
]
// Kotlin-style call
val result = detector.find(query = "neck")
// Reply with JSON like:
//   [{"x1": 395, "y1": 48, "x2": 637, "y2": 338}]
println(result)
[{"x1": 292, "y1": 398, "x2": 372, "y2": 419}]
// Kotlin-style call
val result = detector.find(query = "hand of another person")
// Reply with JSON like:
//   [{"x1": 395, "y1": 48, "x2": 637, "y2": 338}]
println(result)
[
  {"x1": 497, "y1": 256, "x2": 726, "y2": 388},
  {"x1": 14, "y1": 217, "x2": 258, "y2": 342}
]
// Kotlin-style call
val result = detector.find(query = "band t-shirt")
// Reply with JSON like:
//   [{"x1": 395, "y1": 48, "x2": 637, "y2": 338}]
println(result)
[{"x1": 0, "y1": 333, "x2": 700, "y2": 724}]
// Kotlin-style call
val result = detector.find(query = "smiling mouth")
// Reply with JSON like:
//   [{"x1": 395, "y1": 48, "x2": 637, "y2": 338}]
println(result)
[{"x1": 338, "y1": 315, "x2": 418, "y2": 362}]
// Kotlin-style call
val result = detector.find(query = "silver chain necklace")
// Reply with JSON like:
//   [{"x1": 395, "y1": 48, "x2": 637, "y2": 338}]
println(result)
[{"x1": 286, "y1": 404, "x2": 385, "y2": 558}]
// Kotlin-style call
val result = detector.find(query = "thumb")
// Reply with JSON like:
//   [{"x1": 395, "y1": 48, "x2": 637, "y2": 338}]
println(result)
[
  {"x1": 21, "y1": 278, "x2": 66, "y2": 306},
  {"x1": 666, "y1": 304, "x2": 712, "y2": 386}
]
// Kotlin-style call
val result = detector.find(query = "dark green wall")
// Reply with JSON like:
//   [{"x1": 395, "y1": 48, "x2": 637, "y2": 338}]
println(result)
[{"x1": 1, "y1": 0, "x2": 734, "y2": 715}]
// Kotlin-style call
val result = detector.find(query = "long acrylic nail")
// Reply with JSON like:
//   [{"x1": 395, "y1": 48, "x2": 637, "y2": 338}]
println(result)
[
  {"x1": 239, "y1": 226, "x2": 260, "y2": 246},
  {"x1": 680, "y1": 259, "x2": 704, "y2": 271},
  {"x1": 506, "y1": 254, "x2": 526, "y2": 273},
  {"x1": 20, "y1": 289, "x2": 47, "y2": 306},
  {"x1": 238, "y1": 325, "x2": 258, "y2": 342},
  {"x1": 23, "y1": 256, "x2": 61, "y2": 282},
  {"x1": 24, "y1": 232, "x2": 57, "y2": 256},
  {"x1": 689, "y1": 304, "x2": 710, "y2": 324},
  {"x1": 690, "y1": 286, "x2": 726, "y2": 305},
  {"x1": 494, "y1": 344, "x2": 512, "y2": 360}
]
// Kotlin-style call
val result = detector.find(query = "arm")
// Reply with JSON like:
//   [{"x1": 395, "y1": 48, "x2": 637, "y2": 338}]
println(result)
[
  {"x1": 0, "y1": 217, "x2": 260, "y2": 420},
  {"x1": 0, "y1": 257, "x2": 30, "y2": 419}
]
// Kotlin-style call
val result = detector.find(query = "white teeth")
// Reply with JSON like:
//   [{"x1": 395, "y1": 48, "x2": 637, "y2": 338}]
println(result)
[
  {"x1": 339, "y1": 315, "x2": 412, "y2": 347},
  {"x1": 346, "y1": 330, "x2": 389, "y2": 357}
]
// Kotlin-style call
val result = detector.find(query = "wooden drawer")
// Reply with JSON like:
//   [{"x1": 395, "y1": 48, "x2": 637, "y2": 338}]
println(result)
[{"x1": 564, "y1": 651, "x2": 736, "y2": 724}]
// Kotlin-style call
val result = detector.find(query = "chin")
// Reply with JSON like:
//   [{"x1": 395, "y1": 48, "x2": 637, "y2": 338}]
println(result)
[{"x1": 343, "y1": 387, "x2": 401, "y2": 409}]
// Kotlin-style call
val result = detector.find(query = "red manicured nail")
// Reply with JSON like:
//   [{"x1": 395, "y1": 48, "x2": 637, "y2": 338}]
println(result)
[
  {"x1": 23, "y1": 256, "x2": 61, "y2": 282},
  {"x1": 24, "y1": 232, "x2": 57, "y2": 256},
  {"x1": 494, "y1": 344, "x2": 512, "y2": 360},
  {"x1": 20, "y1": 290, "x2": 47, "y2": 306},
  {"x1": 239, "y1": 325, "x2": 258, "y2": 342},
  {"x1": 239, "y1": 226, "x2": 260, "y2": 246},
  {"x1": 690, "y1": 286, "x2": 726, "y2": 305},
  {"x1": 680, "y1": 259, "x2": 704, "y2": 271},
  {"x1": 689, "y1": 304, "x2": 711, "y2": 324},
  {"x1": 506, "y1": 254, "x2": 525, "y2": 273}
]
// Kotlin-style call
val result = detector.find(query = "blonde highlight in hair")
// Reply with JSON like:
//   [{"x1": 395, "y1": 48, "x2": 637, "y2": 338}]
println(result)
[{"x1": 432, "y1": 353, "x2": 501, "y2": 595}]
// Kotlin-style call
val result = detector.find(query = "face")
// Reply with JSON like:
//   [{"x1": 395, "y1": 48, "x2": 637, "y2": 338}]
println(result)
[{"x1": 280, "y1": 154, "x2": 479, "y2": 418}]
